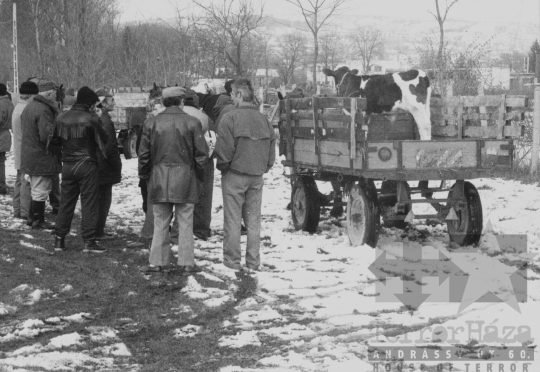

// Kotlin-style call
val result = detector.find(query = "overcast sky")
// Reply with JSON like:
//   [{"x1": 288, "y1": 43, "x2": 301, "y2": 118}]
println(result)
[{"x1": 118, "y1": 0, "x2": 540, "y2": 26}]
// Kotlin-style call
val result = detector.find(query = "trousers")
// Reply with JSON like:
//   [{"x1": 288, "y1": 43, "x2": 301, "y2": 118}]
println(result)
[
  {"x1": 96, "y1": 184, "x2": 113, "y2": 236},
  {"x1": 221, "y1": 171, "x2": 263, "y2": 270},
  {"x1": 193, "y1": 158, "x2": 215, "y2": 237},
  {"x1": 0, "y1": 152, "x2": 6, "y2": 191},
  {"x1": 13, "y1": 170, "x2": 31, "y2": 217},
  {"x1": 55, "y1": 160, "x2": 99, "y2": 240},
  {"x1": 149, "y1": 203, "x2": 195, "y2": 267},
  {"x1": 29, "y1": 176, "x2": 53, "y2": 202}
]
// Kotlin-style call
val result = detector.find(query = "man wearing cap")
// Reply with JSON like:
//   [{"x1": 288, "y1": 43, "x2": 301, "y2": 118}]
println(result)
[
  {"x1": 138, "y1": 86, "x2": 208, "y2": 275},
  {"x1": 63, "y1": 88, "x2": 76, "y2": 108},
  {"x1": 94, "y1": 88, "x2": 122, "y2": 240},
  {"x1": 12, "y1": 81, "x2": 39, "y2": 218},
  {"x1": 20, "y1": 79, "x2": 61, "y2": 228},
  {"x1": 53, "y1": 86, "x2": 109, "y2": 252},
  {"x1": 0, "y1": 83, "x2": 14, "y2": 195},
  {"x1": 214, "y1": 78, "x2": 276, "y2": 274}
]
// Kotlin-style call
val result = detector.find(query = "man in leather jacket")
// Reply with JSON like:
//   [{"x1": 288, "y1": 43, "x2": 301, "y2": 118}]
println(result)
[
  {"x1": 53, "y1": 87, "x2": 109, "y2": 252},
  {"x1": 138, "y1": 87, "x2": 208, "y2": 275}
]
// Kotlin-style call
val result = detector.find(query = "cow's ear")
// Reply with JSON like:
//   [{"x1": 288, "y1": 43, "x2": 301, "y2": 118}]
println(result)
[
  {"x1": 322, "y1": 68, "x2": 334, "y2": 77},
  {"x1": 277, "y1": 92, "x2": 284, "y2": 100},
  {"x1": 351, "y1": 69, "x2": 359, "y2": 75}
]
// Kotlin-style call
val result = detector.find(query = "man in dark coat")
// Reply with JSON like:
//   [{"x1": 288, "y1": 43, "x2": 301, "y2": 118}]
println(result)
[
  {"x1": 0, "y1": 83, "x2": 14, "y2": 195},
  {"x1": 95, "y1": 88, "x2": 122, "y2": 240},
  {"x1": 138, "y1": 87, "x2": 208, "y2": 275},
  {"x1": 214, "y1": 78, "x2": 276, "y2": 273},
  {"x1": 20, "y1": 79, "x2": 61, "y2": 229},
  {"x1": 53, "y1": 87, "x2": 109, "y2": 252}
]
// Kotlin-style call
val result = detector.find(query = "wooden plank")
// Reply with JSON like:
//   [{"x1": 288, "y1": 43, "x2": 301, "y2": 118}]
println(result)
[
  {"x1": 365, "y1": 143, "x2": 398, "y2": 170},
  {"x1": 294, "y1": 138, "x2": 315, "y2": 152},
  {"x1": 432, "y1": 95, "x2": 528, "y2": 108},
  {"x1": 287, "y1": 97, "x2": 367, "y2": 111},
  {"x1": 401, "y1": 141, "x2": 478, "y2": 169},
  {"x1": 313, "y1": 97, "x2": 321, "y2": 167},
  {"x1": 285, "y1": 98, "x2": 294, "y2": 164},
  {"x1": 350, "y1": 98, "x2": 357, "y2": 160},
  {"x1": 433, "y1": 123, "x2": 523, "y2": 138},
  {"x1": 294, "y1": 149, "x2": 318, "y2": 165},
  {"x1": 319, "y1": 141, "x2": 350, "y2": 168},
  {"x1": 497, "y1": 94, "x2": 507, "y2": 139}
]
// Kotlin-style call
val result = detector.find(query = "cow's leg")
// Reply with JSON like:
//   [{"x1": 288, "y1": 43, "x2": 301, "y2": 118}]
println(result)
[
  {"x1": 410, "y1": 108, "x2": 432, "y2": 140},
  {"x1": 330, "y1": 181, "x2": 343, "y2": 217}
]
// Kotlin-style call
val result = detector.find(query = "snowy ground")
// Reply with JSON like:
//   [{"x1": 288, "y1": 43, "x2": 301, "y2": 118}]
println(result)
[{"x1": 1, "y1": 151, "x2": 540, "y2": 372}]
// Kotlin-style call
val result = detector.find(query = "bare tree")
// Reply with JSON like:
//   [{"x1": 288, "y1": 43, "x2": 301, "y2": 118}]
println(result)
[
  {"x1": 429, "y1": 0, "x2": 461, "y2": 97},
  {"x1": 194, "y1": 0, "x2": 264, "y2": 76},
  {"x1": 275, "y1": 32, "x2": 308, "y2": 85},
  {"x1": 285, "y1": 0, "x2": 346, "y2": 85},
  {"x1": 350, "y1": 26, "x2": 384, "y2": 74},
  {"x1": 319, "y1": 31, "x2": 345, "y2": 80}
]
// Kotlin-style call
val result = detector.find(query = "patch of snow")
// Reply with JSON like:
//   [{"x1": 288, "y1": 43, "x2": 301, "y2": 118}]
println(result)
[
  {"x1": 203, "y1": 295, "x2": 233, "y2": 307},
  {"x1": 259, "y1": 323, "x2": 316, "y2": 341},
  {"x1": 48, "y1": 332, "x2": 82, "y2": 348},
  {"x1": 172, "y1": 325, "x2": 202, "y2": 338},
  {"x1": 218, "y1": 331, "x2": 261, "y2": 348},
  {"x1": 19, "y1": 240, "x2": 46, "y2": 251},
  {"x1": 237, "y1": 305, "x2": 282, "y2": 324}
]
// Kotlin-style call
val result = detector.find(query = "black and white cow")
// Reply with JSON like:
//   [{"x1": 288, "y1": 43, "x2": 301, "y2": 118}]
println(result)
[{"x1": 322, "y1": 66, "x2": 432, "y2": 140}]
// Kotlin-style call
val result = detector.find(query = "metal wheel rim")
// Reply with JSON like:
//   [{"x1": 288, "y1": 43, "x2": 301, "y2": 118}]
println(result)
[{"x1": 293, "y1": 187, "x2": 307, "y2": 224}]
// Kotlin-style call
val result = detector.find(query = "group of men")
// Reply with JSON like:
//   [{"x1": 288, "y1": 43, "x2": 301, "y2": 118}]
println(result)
[
  {"x1": 0, "y1": 80, "x2": 122, "y2": 253},
  {"x1": 138, "y1": 78, "x2": 276, "y2": 275},
  {"x1": 1, "y1": 77, "x2": 276, "y2": 275}
]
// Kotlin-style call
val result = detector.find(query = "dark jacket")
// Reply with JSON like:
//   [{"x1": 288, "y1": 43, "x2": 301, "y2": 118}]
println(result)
[
  {"x1": 97, "y1": 110, "x2": 122, "y2": 185},
  {"x1": 0, "y1": 96, "x2": 14, "y2": 153},
  {"x1": 54, "y1": 104, "x2": 108, "y2": 164},
  {"x1": 138, "y1": 106, "x2": 208, "y2": 204},
  {"x1": 20, "y1": 95, "x2": 61, "y2": 176},
  {"x1": 214, "y1": 106, "x2": 276, "y2": 176}
]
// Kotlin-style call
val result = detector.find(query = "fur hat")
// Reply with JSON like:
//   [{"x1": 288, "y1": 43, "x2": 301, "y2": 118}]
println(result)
[
  {"x1": 76, "y1": 86, "x2": 99, "y2": 106},
  {"x1": 0, "y1": 83, "x2": 7, "y2": 96},
  {"x1": 19, "y1": 81, "x2": 39, "y2": 95}
]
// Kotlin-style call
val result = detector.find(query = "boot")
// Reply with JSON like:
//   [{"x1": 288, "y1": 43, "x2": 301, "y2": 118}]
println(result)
[
  {"x1": 32, "y1": 201, "x2": 55, "y2": 230},
  {"x1": 54, "y1": 235, "x2": 66, "y2": 251},
  {"x1": 26, "y1": 199, "x2": 34, "y2": 227},
  {"x1": 84, "y1": 239, "x2": 107, "y2": 253}
]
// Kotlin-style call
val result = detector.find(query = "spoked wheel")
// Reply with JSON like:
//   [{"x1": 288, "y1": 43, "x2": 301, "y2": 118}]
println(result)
[
  {"x1": 380, "y1": 180, "x2": 411, "y2": 229},
  {"x1": 291, "y1": 176, "x2": 321, "y2": 233},
  {"x1": 447, "y1": 181, "x2": 483, "y2": 246},
  {"x1": 347, "y1": 179, "x2": 380, "y2": 247}
]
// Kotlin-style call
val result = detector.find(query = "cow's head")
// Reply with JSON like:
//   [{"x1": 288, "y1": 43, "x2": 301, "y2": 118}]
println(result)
[{"x1": 322, "y1": 66, "x2": 362, "y2": 97}]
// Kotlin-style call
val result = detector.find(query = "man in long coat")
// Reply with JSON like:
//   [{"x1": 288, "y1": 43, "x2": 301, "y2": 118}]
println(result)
[
  {"x1": 20, "y1": 79, "x2": 61, "y2": 229},
  {"x1": 0, "y1": 83, "x2": 14, "y2": 195},
  {"x1": 95, "y1": 88, "x2": 122, "y2": 240},
  {"x1": 12, "y1": 81, "x2": 38, "y2": 218},
  {"x1": 138, "y1": 87, "x2": 208, "y2": 275}
]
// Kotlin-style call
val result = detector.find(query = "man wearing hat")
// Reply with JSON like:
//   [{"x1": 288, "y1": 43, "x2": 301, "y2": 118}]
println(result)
[
  {"x1": 12, "y1": 81, "x2": 39, "y2": 217},
  {"x1": 138, "y1": 86, "x2": 208, "y2": 275},
  {"x1": 53, "y1": 86, "x2": 109, "y2": 252},
  {"x1": 94, "y1": 88, "x2": 122, "y2": 240},
  {"x1": 0, "y1": 83, "x2": 14, "y2": 195},
  {"x1": 20, "y1": 79, "x2": 61, "y2": 228},
  {"x1": 63, "y1": 88, "x2": 76, "y2": 107}
]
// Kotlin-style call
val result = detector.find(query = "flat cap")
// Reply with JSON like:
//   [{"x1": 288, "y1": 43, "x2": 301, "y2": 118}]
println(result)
[
  {"x1": 162, "y1": 87, "x2": 186, "y2": 99},
  {"x1": 28, "y1": 78, "x2": 56, "y2": 92}
]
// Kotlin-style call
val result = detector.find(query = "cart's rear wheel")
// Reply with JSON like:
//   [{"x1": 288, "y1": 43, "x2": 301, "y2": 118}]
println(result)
[
  {"x1": 123, "y1": 130, "x2": 138, "y2": 159},
  {"x1": 380, "y1": 180, "x2": 411, "y2": 229},
  {"x1": 447, "y1": 181, "x2": 483, "y2": 246},
  {"x1": 291, "y1": 176, "x2": 320, "y2": 233},
  {"x1": 347, "y1": 180, "x2": 380, "y2": 247}
]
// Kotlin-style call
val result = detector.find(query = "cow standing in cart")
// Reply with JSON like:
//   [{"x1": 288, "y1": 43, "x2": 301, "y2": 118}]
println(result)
[{"x1": 279, "y1": 66, "x2": 525, "y2": 247}]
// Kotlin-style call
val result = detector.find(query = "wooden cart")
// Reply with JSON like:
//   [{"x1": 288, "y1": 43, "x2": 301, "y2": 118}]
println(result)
[{"x1": 279, "y1": 95, "x2": 528, "y2": 247}]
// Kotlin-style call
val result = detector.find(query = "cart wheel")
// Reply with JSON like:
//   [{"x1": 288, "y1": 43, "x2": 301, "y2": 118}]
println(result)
[
  {"x1": 291, "y1": 176, "x2": 320, "y2": 233},
  {"x1": 380, "y1": 180, "x2": 411, "y2": 229},
  {"x1": 123, "y1": 130, "x2": 138, "y2": 159},
  {"x1": 347, "y1": 180, "x2": 380, "y2": 247},
  {"x1": 447, "y1": 181, "x2": 483, "y2": 246}
]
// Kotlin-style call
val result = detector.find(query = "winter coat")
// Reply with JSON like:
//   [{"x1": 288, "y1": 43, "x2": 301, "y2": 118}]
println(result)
[
  {"x1": 97, "y1": 110, "x2": 122, "y2": 185},
  {"x1": 0, "y1": 96, "x2": 14, "y2": 153},
  {"x1": 138, "y1": 106, "x2": 208, "y2": 204},
  {"x1": 11, "y1": 99, "x2": 29, "y2": 169},
  {"x1": 54, "y1": 104, "x2": 108, "y2": 164},
  {"x1": 20, "y1": 95, "x2": 61, "y2": 176},
  {"x1": 214, "y1": 106, "x2": 276, "y2": 176}
]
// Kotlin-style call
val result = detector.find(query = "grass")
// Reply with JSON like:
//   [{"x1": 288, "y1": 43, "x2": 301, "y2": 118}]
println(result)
[{"x1": 0, "y1": 217, "x2": 275, "y2": 372}]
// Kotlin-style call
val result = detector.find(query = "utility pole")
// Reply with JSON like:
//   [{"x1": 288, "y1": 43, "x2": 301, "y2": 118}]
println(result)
[
  {"x1": 12, "y1": 3, "x2": 19, "y2": 94},
  {"x1": 533, "y1": 0, "x2": 540, "y2": 175}
]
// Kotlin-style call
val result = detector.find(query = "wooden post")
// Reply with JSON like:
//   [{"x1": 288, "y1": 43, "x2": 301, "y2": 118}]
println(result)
[
  {"x1": 496, "y1": 94, "x2": 507, "y2": 140},
  {"x1": 532, "y1": 86, "x2": 540, "y2": 174},
  {"x1": 350, "y1": 98, "x2": 357, "y2": 160},
  {"x1": 259, "y1": 86, "x2": 264, "y2": 113},
  {"x1": 457, "y1": 98, "x2": 464, "y2": 140},
  {"x1": 312, "y1": 96, "x2": 321, "y2": 167}
]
